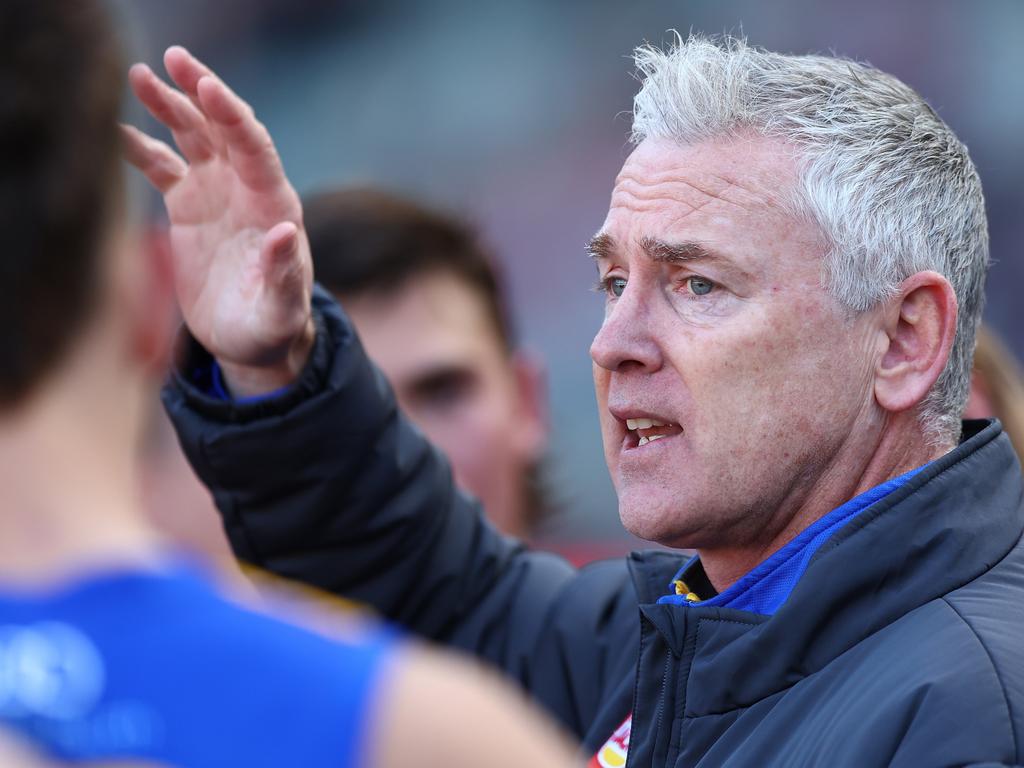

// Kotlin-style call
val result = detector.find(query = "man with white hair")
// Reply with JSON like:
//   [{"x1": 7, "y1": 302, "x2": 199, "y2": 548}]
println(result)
[{"x1": 150, "y1": 35, "x2": 1023, "y2": 766}]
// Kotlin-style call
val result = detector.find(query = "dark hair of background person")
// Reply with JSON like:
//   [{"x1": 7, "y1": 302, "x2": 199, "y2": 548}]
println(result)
[
  {"x1": 971, "y1": 326, "x2": 1024, "y2": 462},
  {"x1": 304, "y1": 187, "x2": 555, "y2": 532},
  {"x1": 0, "y1": 0, "x2": 124, "y2": 407},
  {"x1": 305, "y1": 188, "x2": 515, "y2": 351}
]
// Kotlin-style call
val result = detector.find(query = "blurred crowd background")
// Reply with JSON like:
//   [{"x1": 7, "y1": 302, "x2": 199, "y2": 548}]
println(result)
[{"x1": 120, "y1": 0, "x2": 1024, "y2": 550}]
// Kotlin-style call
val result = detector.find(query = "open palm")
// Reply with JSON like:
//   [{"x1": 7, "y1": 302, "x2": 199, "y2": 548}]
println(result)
[{"x1": 123, "y1": 47, "x2": 313, "y2": 395}]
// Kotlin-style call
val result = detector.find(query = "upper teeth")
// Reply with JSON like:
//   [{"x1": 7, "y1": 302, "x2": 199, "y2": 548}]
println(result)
[{"x1": 626, "y1": 418, "x2": 667, "y2": 431}]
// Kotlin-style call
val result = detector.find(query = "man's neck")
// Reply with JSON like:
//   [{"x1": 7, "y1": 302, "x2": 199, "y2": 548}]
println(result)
[
  {"x1": 0, "y1": 357, "x2": 165, "y2": 588},
  {"x1": 698, "y1": 417, "x2": 951, "y2": 593}
]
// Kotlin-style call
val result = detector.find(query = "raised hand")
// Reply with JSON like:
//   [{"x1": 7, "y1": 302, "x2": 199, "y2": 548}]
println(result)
[{"x1": 123, "y1": 46, "x2": 314, "y2": 397}]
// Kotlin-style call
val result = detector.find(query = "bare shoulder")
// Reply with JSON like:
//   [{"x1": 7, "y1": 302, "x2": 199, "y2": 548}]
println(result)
[{"x1": 367, "y1": 645, "x2": 581, "y2": 768}]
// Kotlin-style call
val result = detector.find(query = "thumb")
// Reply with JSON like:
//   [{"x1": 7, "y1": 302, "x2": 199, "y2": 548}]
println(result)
[{"x1": 260, "y1": 221, "x2": 305, "y2": 292}]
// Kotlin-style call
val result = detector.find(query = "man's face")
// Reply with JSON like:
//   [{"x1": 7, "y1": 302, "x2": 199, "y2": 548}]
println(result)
[
  {"x1": 341, "y1": 272, "x2": 546, "y2": 538},
  {"x1": 591, "y1": 137, "x2": 880, "y2": 550}
]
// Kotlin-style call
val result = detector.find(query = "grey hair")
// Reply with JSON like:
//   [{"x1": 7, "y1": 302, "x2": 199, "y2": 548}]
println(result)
[{"x1": 631, "y1": 34, "x2": 989, "y2": 448}]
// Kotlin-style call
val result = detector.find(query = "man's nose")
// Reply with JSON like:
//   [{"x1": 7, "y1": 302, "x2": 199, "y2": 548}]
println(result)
[{"x1": 589, "y1": 287, "x2": 662, "y2": 373}]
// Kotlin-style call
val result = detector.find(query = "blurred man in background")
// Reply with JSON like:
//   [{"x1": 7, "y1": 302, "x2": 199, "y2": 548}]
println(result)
[
  {"x1": 0, "y1": 2, "x2": 575, "y2": 766},
  {"x1": 306, "y1": 188, "x2": 549, "y2": 538}
]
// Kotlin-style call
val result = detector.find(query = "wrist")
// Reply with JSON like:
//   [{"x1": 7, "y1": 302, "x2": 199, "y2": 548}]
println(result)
[{"x1": 217, "y1": 317, "x2": 316, "y2": 399}]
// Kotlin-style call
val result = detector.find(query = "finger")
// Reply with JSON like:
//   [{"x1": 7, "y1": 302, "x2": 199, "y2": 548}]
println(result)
[
  {"x1": 163, "y1": 45, "x2": 217, "y2": 109},
  {"x1": 128, "y1": 63, "x2": 217, "y2": 164},
  {"x1": 196, "y1": 75, "x2": 286, "y2": 190},
  {"x1": 162, "y1": 46, "x2": 228, "y2": 156},
  {"x1": 164, "y1": 46, "x2": 284, "y2": 188},
  {"x1": 120, "y1": 124, "x2": 188, "y2": 194}
]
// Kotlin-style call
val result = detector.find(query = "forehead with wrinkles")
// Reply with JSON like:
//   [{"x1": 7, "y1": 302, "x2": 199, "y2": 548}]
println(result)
[
  {"x1": 610, "y1": 136, "x2": 798, "y2": 217},
  {"x1": 599, "y1": 136, "x2": 824, "y2": 279}
]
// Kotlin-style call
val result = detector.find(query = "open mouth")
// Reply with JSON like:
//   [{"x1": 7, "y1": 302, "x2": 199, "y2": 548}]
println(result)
[{"x1": 623, "y1": 417, "x2": 683, "y2": 449}]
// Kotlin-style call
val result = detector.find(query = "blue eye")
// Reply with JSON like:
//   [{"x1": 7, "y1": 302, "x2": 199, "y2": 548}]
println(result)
[
  {"x1": 596, "y1": 276, "x2": 627, "y2": 298},
  {"x1": 687, "y1": 277, "x2": 714, "y2": 296}
]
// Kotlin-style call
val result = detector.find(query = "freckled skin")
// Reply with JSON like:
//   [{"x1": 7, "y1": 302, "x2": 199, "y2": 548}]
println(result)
[{"x1": 590, "y1": 136, "x2": 912, "y2": 588}]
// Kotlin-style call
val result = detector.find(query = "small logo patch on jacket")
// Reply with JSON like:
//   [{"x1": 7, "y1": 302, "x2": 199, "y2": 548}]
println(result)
[{"x1": 589, "y1": 714, "x2": 631, "y2": 767}]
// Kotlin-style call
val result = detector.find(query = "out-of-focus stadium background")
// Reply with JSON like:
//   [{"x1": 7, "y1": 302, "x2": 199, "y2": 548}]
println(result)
[{"x1": 121, "y1": 0, "x2": 1024, "y2": 543}]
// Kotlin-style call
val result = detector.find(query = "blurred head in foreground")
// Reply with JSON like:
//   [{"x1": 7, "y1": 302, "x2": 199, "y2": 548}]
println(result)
[
  {"x1": 0, "y1": 0, "x2": 172, "y2": 546},
  {"x1": 306, "y1": 188, "x2": 549, "y2": 537},
  {"x1": 0, "y1": 3, "x2": 573, "y2": 766}
]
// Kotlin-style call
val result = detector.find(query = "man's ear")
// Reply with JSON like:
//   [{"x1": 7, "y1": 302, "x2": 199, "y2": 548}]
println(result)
[
  {"x1": 509, "y1": 351, "x2": 549, "y2": 461},
  {"x1": 126, "y1": 225, "x2": 178, "y2": 376},
  {"x1": 874, "y1": 270, "x2": 958, "y2": 414}
]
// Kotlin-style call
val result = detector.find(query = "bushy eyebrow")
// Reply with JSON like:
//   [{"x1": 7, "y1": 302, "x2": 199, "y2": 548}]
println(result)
[
  {"x1": 585, "y1": 233, "x2": 615, "y2": 261},
  {"x1": 587, "y1": 233, "x2": 728, "y2": 266},
  {"x1": 640, "y1": 237, "x2": 721, "y2": 264}
]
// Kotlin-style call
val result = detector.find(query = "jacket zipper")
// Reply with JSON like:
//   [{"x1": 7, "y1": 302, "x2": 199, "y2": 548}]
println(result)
[{"x1": 625, "y1": 654, "x2": 672, "y2": 768}]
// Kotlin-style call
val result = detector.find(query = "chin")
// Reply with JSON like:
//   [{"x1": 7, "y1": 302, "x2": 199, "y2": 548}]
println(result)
[{"x1": 618, "y1": 490, "x2": 697, "y2": 547}]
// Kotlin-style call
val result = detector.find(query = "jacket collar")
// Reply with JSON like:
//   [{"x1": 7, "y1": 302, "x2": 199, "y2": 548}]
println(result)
[{"x1": 627, "y1": 420, "x2": 1024, "y2": 716}]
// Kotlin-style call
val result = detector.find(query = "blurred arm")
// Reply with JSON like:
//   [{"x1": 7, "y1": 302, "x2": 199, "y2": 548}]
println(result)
[{"x1": 369, "y1": 647, "x2": 581, "y2": 768}]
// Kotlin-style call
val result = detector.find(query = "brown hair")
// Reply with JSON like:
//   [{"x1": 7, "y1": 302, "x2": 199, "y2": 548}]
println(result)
[
  {"x1": 304, "y1": 187, "x2": 514, "y2": 351},
  {"x1": 0, "y1": 0, "x2": 124, "y2": 406}
]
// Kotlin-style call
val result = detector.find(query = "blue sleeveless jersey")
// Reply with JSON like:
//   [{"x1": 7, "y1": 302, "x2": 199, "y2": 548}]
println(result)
[{"x1": 0, "y1": 560, "x2": 395, "y2": 766}]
